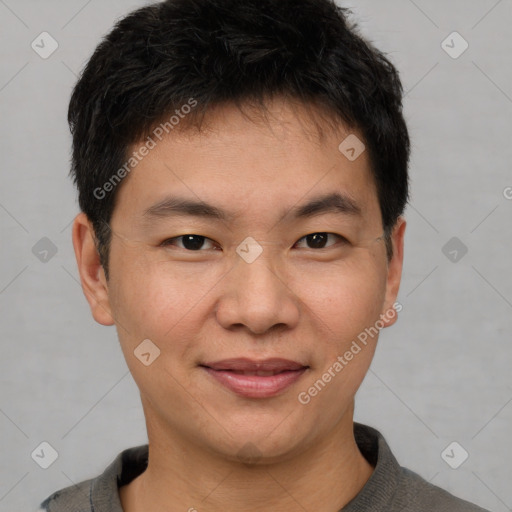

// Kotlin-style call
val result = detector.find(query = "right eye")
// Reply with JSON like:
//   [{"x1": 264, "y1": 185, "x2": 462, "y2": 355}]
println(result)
[{"x1": 160, "y1": 235, "x2": 219, "y2": 251}]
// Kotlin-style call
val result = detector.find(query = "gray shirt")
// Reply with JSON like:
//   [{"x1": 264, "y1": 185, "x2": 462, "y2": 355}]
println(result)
[{"x1": 38, "y1": 422, "x2": 491, "y2": 511}]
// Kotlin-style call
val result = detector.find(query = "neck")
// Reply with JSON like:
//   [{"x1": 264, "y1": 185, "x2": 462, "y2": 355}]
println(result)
[{"x1": 120, "y1": 402, "x2": 374, "y2": 512}]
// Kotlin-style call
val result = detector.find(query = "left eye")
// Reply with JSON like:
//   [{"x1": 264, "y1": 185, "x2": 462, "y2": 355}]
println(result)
[
  {"x1": 294, "y1": 233, "x2": 347, "y2": 249},
  {"x1": 160, "y1": 235, "x2": 218, "y2": 251}
]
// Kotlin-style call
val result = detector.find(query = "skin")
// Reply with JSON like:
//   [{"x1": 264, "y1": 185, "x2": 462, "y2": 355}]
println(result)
[{"x1": 72, "y1": 97, "x2": 406, "y2": 512}]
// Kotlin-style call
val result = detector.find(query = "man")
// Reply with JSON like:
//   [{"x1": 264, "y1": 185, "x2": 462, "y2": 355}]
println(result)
[{"x1": 39, "y1": 0, "x2": 490, "y2": 510}]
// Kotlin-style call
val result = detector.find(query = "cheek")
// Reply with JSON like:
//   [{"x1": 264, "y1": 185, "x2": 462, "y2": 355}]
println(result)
[
  {"x1": 293, "y1": 259, "x2": 386, "y2": 416},
  {"x1": 108, "y1": 248, "x2": 224, "y2": 356},
  {"x1": 295, "y1": 256, "x2": 387, "y2": 343}
]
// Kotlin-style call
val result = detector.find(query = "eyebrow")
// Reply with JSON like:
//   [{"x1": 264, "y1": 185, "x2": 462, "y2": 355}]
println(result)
[{"x1": 142, "y1": 192, "x2": 362, "y2": 223}]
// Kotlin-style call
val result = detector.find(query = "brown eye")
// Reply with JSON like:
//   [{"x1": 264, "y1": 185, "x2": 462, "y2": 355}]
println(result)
[
  {"x1": 294, "y1": 233, "x2": 347, "y2": 249},
  {"x1": 161, "y1": 235, "x2": 217, "y2": 251}
]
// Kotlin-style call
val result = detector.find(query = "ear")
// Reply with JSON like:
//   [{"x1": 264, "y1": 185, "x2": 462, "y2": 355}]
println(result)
[
  {"x1": 71, "y1": 212, "x2": 115, "y2": 326},
  {"x1": 380, "y1": 217, "x2": 406, "y2": 328}
]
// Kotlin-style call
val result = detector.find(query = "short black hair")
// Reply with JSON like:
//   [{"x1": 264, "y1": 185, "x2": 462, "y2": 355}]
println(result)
[{"x1": 68, "y1": 0, "x2": 410, "y2": 279}]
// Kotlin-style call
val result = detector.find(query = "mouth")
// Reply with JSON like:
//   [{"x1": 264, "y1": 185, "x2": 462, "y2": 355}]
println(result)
[
  {"x1": 208, "y1": 369, "x2": 294, "y2": 376},
  {"x1": 199, "y1": 358, "x2": 309, "y2": 398}
]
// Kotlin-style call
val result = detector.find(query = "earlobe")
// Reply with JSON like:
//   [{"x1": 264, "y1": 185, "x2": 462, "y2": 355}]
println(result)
[
  {"x1": 381, "y1": 217, "x2": 406, "y2": 328},
  {"x1": 71, "y1": 213, "x2": 115, "y2": 326}
]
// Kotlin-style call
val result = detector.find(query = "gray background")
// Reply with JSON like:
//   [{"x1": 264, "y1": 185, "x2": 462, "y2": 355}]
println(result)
[{"x1": 1, "y1": 0, "x2": 511, "y2": 510}]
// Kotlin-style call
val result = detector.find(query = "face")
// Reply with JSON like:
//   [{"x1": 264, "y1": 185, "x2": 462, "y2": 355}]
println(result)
[{"x1": 73, "y1": 98, "x2": 405, "y2": 463}]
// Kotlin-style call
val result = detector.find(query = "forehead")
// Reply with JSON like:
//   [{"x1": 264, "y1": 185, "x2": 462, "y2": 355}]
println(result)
[{"x1": 110, "y1": 99, "x2": 380, "y2": 229}]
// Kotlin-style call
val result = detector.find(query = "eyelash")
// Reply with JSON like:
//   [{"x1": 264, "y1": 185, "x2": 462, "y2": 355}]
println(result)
[{"x1": 159, "y1": 233, "x2": 349, "y2": 251}]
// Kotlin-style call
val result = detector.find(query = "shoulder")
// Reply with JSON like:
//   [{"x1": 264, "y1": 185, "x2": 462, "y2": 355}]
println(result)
[
  {"x1": 391, "y1": 466, "x2": 491, "y2": 511},
  {"x1": 351, "y1": 423, "x2": 491, "y2": 512},
  {"x1": 37, "y1": 444, "x2": 148, "y2": 512},
  {"x1": 37, "y1": 477, "x2": 93, "y2": 511}
]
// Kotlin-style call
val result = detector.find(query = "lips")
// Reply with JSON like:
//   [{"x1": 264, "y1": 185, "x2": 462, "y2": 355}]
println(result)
[
  {"x1": 201, "y1": 357, "x2": 308, "y2": 373},
  {"x1": 200, "y1": 358, "x2": 309, "y2": 398}
]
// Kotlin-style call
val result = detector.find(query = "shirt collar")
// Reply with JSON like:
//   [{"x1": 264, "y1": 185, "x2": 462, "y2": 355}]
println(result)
[{"x1": 52, "y1": 422, "x2": 401, "y2": 512}]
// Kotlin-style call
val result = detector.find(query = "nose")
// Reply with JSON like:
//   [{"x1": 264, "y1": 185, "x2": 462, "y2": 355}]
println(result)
[{"x1": 215, "y1": 252, "x2": 301, "y2": 335}]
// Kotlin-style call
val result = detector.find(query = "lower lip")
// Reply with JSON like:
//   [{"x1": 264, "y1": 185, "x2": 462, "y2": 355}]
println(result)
[{"x1": 202, "y1": 367, "x2": 308, "y2": 398}]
